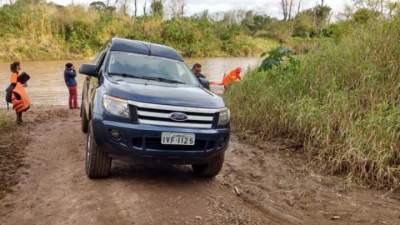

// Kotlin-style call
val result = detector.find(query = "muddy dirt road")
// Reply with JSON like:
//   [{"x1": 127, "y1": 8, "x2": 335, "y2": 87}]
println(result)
[{"x1": 1, "y1": 109, "x2": 400, "y2": 225}]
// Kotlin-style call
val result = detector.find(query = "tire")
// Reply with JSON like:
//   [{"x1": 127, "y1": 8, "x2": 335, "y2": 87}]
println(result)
[
  {"x1": 192, "y1": 153, "x2": 225, "y2": 178},
  {"x1": 81, "y1": 107, "x2": 89, "y2": 133},
  {"x1": 85, "y1": 121, "x2": 112, "y2": 179}
]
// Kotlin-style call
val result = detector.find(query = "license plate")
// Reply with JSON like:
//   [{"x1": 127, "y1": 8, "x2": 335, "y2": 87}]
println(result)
[{"x1": 161, "y1": 132, "x2": 195, "y2": 146}]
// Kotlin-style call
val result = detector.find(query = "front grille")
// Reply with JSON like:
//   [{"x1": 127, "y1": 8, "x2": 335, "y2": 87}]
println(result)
[{"x1": 128, "y1": 100, "x2": 225, "y2": 129}]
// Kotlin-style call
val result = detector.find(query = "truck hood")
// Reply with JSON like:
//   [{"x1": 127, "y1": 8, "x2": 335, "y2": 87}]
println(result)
[{"x1": 104, "y1": 76, "x2": 225, "y2": 109}]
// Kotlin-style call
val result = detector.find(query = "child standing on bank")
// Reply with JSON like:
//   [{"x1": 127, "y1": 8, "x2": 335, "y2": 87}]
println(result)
[{"x1": 64, "y1": 63, "x2": 78, "y2": 109}]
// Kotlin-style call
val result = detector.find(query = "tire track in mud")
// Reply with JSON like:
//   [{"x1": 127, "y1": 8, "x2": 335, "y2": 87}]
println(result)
[
  {"x1": 0, "y1": 108, "x2": 399, "y2": 225},
  {"x1": 0, "y1": 109, "x2": 275, "y2": 225}
]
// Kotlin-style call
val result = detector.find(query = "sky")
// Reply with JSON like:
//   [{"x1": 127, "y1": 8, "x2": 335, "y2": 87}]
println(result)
[{"x1": 51, "y1": 0, "x2": 353, "y2": 18}]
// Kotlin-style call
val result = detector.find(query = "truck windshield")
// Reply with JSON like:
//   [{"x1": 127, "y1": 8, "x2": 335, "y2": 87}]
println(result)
[{"x1": 107, "y1": 51, "x2": 199, "y2": 85}]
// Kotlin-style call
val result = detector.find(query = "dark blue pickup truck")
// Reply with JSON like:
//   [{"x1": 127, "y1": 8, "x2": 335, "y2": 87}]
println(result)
[{"x1": 79, "y1": 38, "x2": 230, "y2": 179}]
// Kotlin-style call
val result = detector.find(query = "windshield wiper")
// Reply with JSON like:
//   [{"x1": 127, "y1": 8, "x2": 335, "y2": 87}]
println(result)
[
  {"x1": 108, "y1": 72, "x2": 185, "y2": 84},
  {"x1": 150, "y1": 77, "x2": 185, "y2": 84},
  {"x1": 108, "y1": 72, "x2": 138, "y2": 78}
]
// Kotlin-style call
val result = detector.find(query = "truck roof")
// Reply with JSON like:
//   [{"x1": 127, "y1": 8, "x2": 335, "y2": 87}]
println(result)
[{"x1": 110, "y1": 38, "x2": 184, "y2": 62}]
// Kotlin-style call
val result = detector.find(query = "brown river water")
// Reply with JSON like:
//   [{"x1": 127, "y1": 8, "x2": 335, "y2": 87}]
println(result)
[{"x1": 0, "y1": 57, "x2": 260, "y2": 108}]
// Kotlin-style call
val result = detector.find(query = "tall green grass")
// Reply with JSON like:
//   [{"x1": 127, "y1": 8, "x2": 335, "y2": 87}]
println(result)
[{"x1": 225, "y1": 18, "x2": 400, "y2": 188}]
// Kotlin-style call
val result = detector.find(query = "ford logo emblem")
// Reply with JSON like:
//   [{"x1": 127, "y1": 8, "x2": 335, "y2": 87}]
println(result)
[{"x1": 170, "y1": 112, "x2": 188, "y2": 122}]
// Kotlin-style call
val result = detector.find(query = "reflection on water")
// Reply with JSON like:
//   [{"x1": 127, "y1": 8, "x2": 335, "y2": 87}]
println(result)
[{"x1": 0, "y1": 57, "x2": 259, "y2": 108}]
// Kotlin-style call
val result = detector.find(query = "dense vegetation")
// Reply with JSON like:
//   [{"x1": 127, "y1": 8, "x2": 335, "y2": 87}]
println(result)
[
  {"x1": 225, "y1": 4, "x2": 400, "y2": 188},
  {"x1": 0, "y1": 0, "x2": 278, "y2": 61}
]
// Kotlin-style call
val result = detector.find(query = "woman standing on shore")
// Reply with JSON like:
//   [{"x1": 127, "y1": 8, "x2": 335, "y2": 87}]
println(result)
[{"x1": 9, "y1": 61, "x2": 31, "y2": 124}]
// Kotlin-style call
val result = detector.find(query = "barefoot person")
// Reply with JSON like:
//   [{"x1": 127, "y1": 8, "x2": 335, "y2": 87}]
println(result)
[
  {"x1": 8, "y1": 61, "x2": 31, "y2": 124},
  {"x1": 64, "y1": 63, "x2": 78, "y2": 109}
]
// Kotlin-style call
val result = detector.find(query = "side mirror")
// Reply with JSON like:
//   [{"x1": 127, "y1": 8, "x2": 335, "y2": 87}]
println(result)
[
  {"x1": 79, "y1": 64, "x2": 98, "y2": 77},
  {"x1": 198, "y1": 78, "x2": 210, "y2": 90}
]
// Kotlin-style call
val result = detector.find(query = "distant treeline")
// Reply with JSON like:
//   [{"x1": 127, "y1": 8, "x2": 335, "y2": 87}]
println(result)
[{"x1": 0, "y1": 0, "x2": 278, "y2": 61}]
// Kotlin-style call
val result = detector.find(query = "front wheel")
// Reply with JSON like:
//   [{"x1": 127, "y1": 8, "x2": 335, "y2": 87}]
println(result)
[
  {"x1": 85, "y1": 121, "x2": 112, "y2": 179},
  {"x1": 192, "y1": 153, "x2": 225, "y2": 178},
  {"x1": 81, "y1": 106, "x2": 89, "y2": 133}
]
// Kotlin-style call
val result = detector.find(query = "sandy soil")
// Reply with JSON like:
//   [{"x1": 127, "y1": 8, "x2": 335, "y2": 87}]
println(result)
[{"x1": 0, "y1": 108, "x2": 399, "y2": 225}]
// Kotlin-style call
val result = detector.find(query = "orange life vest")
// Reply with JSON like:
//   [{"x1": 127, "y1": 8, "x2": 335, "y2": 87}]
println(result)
[
  {"x1": 222, "y1": 67, "x2": 242, "y2": 87},
  {"x1": 10, "y1": 73, "x2": 31, "y2": 113}
]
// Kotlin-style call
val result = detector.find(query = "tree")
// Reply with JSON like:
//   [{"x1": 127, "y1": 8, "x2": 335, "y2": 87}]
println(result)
[
  {"x1": 120, "y1": 0, "x2": 130, "y2": 14},
  {"x1": 352, "y1": 8, "x2": 381, "y2": 22},
  {"x1": 143, "y1": 0, "x2": 147, "y2": 16},
  {"x1": 150, "y1": 0, "x2": 163, "y2": 17},
  {"x1": 387, "y1": 2, "x2": 400, "y2": 17},
  {"x1": 353, "y1": 0, "x2": 387, "y2": 11},
  {"x1": 288, "y1": 0, "x2": 294, "y2": 19},
  {"x1": 241, "y1": 11, "x2": 274, "y2": 35},
  {"x1": 297, "y1": 0, "x2": 302, "y2": 15},
  {"x1": 314, "y1": 5, "x2": 332, "y2": 26},
  {"x1": 89, "y1": 1, "x2": 107, "y2": 11},
  {"x1": 134, "y1": 0, "x2": 137, "y2": 17},
  {"x1": 292, "y1": 3, "x2": 332, "y2": 37},
  {"x1": 293, "y1": 11, "x2": 315, "y2": 37},
  {"x1": 281, "y1": 0, "x2": 302, "y2": 21},
  {"x1": 168, "y1": 0, "x2": 185, "y2": 18},
  {"x1": 281, "y1": 0, "x2": 289, "y2": 20}
]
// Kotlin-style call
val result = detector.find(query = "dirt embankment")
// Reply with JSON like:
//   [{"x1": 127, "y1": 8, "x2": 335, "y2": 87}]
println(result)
[{"x1": 0, "y1": 108, "x2": 399, "y2": 225}]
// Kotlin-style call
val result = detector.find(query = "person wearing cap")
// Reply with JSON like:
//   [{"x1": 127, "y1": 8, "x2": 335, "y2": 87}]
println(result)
[{"x1": 64, "y1": 63, "x2": 78, "y2": 109}]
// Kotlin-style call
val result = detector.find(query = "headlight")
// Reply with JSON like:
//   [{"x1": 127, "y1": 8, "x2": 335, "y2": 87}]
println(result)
[
  {"x1": 218, "y1": 109, "x2": 230, "y2": 126},
  {"x1": 103, "y1": 95, "x2": 130, "y2": 118}
]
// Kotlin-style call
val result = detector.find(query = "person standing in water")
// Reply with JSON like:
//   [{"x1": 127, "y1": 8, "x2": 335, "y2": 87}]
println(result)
[
  {"x1": 64, "y1": 63, "x2": 78, "y2": 109},
  {"x1": 8, "y1": 61, "x2": 31, "y2": 124}
]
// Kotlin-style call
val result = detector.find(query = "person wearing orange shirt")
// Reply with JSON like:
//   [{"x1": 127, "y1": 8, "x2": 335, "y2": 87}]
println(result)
[
  {"x1": 9, "y1": 61, "x2": 31, "y2": 124},
  {"x1": 222, "y1": 67, "x2": 242, "y2": 88}
]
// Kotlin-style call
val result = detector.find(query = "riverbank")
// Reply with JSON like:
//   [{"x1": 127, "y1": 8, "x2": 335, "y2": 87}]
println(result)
[
  {"x1": 224, "y1": 18, "x2": 400, "y2": 189},
  {"x1": 0, "y1": 36, "x2": 276, "y2": 62}
]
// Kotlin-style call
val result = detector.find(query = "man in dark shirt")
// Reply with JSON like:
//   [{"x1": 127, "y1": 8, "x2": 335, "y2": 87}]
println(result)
[
  {"x1": 192, "y1": 63, "x2": 210, "y2": 90},
  {"x1": 64, "y1": 63, "x2": 78, "y2": 109}
]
